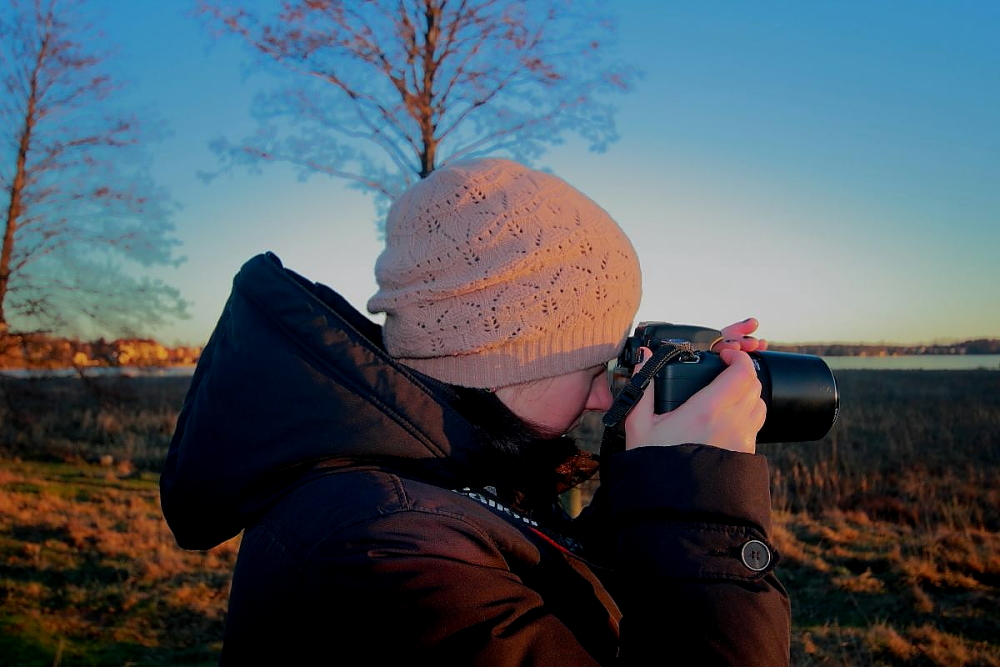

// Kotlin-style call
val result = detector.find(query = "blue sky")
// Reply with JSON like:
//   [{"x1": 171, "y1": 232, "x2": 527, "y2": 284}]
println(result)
[{"x1": 80, "y1": 1, "x2": 1000, "y2": 345}]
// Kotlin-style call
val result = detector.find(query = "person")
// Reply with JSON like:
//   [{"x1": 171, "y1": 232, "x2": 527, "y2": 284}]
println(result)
[{"x1": 160, "y1": 158, "x2": 790, "y2": 665}]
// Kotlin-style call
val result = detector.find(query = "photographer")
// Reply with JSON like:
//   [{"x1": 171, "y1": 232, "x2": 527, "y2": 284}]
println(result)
[{"x1": 161, "y1": 158, "x2": 790, "y2": 665}]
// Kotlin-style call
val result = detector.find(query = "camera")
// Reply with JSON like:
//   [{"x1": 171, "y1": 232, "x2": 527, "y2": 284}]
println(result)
[{"x1": 610, "y1": 322, "x2": 839, "y2": 443}]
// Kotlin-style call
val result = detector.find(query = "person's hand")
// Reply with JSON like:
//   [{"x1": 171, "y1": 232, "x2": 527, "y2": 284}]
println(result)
[
  {"x1": 624, "y1": 347, "x2": 766, "y2": 454},
  {"x1": 713, "y1": 317, "x2": 768, "y2": 353}
]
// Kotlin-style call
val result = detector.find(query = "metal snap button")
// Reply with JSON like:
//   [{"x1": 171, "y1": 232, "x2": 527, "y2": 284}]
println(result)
[{"x1": 741, "y1": 539, "x2": 772, "y2": 572}]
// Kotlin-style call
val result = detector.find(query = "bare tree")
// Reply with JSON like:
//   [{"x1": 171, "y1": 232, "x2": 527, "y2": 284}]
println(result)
[
  {"x1": 0, "y1": 0, "x2": 187, "y2": 337},
  {"x1": 200, "y1": 0, "x2": 635, "y2": 222}
]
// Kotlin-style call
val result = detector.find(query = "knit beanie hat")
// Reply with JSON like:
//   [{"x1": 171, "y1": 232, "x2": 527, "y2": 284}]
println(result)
[{"x1": 367, "y1": 158, "x2": 642, "y2": 388}]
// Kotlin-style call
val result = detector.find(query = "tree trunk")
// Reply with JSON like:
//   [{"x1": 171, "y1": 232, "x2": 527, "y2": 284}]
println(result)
[
  {"x1": 0, "y1": 42, "x2": 41, "y2": 329},
  {"x1": 417, "y1": 1, "x2": 441, "y2": 179}
]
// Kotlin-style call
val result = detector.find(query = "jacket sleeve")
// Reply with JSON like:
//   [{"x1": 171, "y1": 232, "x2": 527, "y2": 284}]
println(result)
[{"x1": 605, "y1": 444, "x2": 791, "y2": 666}]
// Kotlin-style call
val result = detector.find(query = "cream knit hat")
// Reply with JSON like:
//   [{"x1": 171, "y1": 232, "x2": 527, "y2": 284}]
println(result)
[{"x1": 367, "y1": 158, "x2": 641, "y2": 388}]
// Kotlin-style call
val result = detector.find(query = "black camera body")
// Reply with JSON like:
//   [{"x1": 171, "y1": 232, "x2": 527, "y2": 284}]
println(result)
[{"x1": 614, "y1": 322, "x2": 839, "y2": 443}]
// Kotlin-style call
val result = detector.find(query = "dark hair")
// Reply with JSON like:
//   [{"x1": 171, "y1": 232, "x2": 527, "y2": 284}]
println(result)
[{"x1": 448, "y1": 385, "x2": 598, "y2": 513}]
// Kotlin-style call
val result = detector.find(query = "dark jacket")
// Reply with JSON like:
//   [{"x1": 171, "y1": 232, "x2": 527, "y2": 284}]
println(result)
[{"x1": 161, "y1": 253, "x2": 790, "y2": 666}]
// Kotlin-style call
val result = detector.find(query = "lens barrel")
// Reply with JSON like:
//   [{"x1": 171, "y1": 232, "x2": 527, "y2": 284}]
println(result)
[{"x1": 753, "y1": 351, "x2": 839, "y2": 443}]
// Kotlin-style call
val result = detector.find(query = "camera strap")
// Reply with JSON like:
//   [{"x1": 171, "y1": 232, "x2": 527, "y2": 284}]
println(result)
[{"x1": 601, "y1": 341, "x2": 695, "y2": 430}]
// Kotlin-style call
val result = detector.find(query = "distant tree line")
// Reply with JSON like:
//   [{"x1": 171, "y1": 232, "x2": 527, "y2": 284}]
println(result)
[
  {"x1": 769, "y1": 339, "x2": 1000, "y2": 357},
  {"x1": 0, "y1": 332, "x2": 200, "y2": 370}
]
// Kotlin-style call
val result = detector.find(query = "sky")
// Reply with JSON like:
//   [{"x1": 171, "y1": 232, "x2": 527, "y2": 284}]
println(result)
[{"x1": 56, "y1": 1, "x2": 1000, "y2": 346}]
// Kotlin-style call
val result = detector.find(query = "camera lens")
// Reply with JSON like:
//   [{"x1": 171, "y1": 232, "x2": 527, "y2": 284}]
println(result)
[{"x1": 753, "y1": 351, "x2": 839, "y2": 443}]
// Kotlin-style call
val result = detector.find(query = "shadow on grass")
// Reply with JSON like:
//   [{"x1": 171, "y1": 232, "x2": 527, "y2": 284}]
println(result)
[
  {"x1": 0, "y1": 617, "x2": 221, "y2": 667},
  {"x1": 778, "y1": 513, "x2": 1000, "y2": 661}
]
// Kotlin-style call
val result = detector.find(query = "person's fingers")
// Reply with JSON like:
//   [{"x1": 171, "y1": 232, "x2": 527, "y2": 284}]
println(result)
[
  {"x1": 716, "y1": 318, "x2": 766, "y2": 353},
  {"x1": 749, "y1": 394, "x2": 767, "y2": 433},
  {"x1": 712, "y1": 352, "x2": 766, "y2": 452},
  {"x1": 720, "y1": 317, "x2": 759, "y2": 339},
  {"x1": 714, "y1": 338, "x2": 743, "y2": 352},
  {"x1": 719, "y1": 346, "x2": 751, "y2": 367},
  {"x1": 733, "y1": 390, "x2": 766, "y2": 452},
  {"x1": 737, "y1": 336, "x2": 764, "y2": 352},
  {"x1": 728, "y1": 370, "x2": 765, "y2": 422},
  {"x1": 703, "y1": 349, "x2": 759, "y2": 407}
]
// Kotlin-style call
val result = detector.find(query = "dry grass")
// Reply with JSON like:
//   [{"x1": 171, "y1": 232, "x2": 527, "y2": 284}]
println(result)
[
  {"x1": 0, "y1": 375, "x2": 189, "y2": 472},
  {"x1": 0, "y1": 461, "x2": 238, "y2": 666},
  {"x1": 762, "y1": 370, "x2": 1000, "y2": 531},
  {"x1": 1, "y1": 370, "x2": 998, "y2": 665},
  {"x1": 776, "y1": 510, "x2": 1000, "y2": 666}
]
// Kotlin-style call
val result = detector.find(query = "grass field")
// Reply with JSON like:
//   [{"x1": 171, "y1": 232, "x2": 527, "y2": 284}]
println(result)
[{"x1": 1, "y1": 370, "x2": 998, "y2": 666}]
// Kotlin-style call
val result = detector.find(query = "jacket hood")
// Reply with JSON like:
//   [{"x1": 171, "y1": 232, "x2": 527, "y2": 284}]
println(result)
[{"x1": 160, "y1": 253, "x2": 489, "y2": 549}]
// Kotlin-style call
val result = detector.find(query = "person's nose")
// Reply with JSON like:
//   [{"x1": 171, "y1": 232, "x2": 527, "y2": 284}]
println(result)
[{"x1": 586, "y1": 374, "x2": 613, "y2": 412}]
